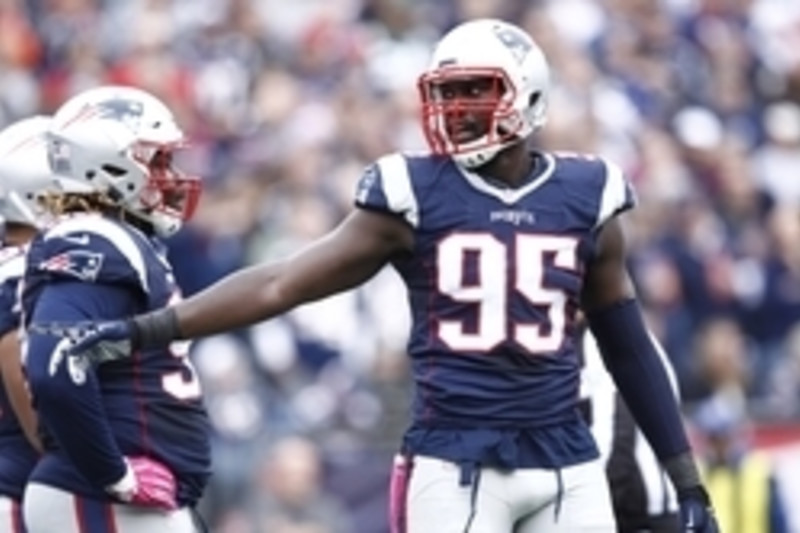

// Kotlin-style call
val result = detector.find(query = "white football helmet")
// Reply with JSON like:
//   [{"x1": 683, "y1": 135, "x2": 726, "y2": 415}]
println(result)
[
  {"x1": 418, "y1": 19, "x2": 550, "y2": 168},
  {"x1": 47, "y1": 85, "x2": 201, "y2": 237},
  {"x1": 0, "y1": 115, "x2": 58, "y2": 228}
]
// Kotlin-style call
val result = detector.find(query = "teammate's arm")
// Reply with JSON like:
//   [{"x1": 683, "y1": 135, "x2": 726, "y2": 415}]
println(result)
[
  {"x1": 0, "y1": 330, "x2": 41, "y2": 452},
  {"x1": 581, "y1": 217, "x2": 715, "y2": 526},
  {"x1": 136, "y1": 208, "x2": 412, "y2": 344}
]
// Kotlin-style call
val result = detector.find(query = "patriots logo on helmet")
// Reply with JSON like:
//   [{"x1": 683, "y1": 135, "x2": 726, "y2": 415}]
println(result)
[
  {"x1": 492, "y1": 25, "x2": 532, "y2": 64},
  {"x1": 39, "y1": 250, "x2": 104, "y2": 282},
  {"x1": 65, "y1": 98, "x2": 145, "y2": 133},
  {"x1": 96, "y1": 99, "x2": 144, "y2": 121},
  {"x1": 95, "y1": 98, "x2": 145, "y2": 132}
]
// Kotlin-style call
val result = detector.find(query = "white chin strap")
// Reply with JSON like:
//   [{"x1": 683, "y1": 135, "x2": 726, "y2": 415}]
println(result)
[
  {"x1": 126, "y1": 208, "x2": 181, "y2": 237},
  {"x1": 451, "y1": 135, "x2": 523, "y2": 169},
  {"x1": 150, "y1": 211, "x2": 182, "y2": 237}
]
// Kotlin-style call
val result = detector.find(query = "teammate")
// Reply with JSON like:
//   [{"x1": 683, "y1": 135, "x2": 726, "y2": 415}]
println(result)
[
  {"x1": 580, "y1": 326, "x2": 681, "y2": 532},
  {"x1": 44, "y1": 20, "x2": 718, "y2": 532},
  {"x1": 21, "y1": 86, "x2": 211, "y2": 532},
  {"x1": 0, "y1": 115, "x2": 58, "y2": 532}
]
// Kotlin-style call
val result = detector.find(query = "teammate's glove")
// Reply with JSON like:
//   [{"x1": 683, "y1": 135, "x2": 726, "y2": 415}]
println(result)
[
  {"x1": 29, "y1": 320, "x2": 135, "y2": 364},
  {"x1": 678, "y1": 486, "x2": 719, "y2": 532},
  {"x1": 106, "y1": 456, "x2": 177, "y2": 511}
]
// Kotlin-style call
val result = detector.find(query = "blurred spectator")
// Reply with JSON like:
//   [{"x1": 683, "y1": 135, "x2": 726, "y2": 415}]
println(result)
[
  {"x1": 243, "y1": 436, "x2": 353, "y2": 533},
  {"x1": 752, "y1": 101, "x2": 800, "y2": 206},
  {"x1": 693, "y1": 396, "x2": 789, "y2": 533},
  {"x1": 690, "y1": 317, "x2": 750, "y2": 404}
]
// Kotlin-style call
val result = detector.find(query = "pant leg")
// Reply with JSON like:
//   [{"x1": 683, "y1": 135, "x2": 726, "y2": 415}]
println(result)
[
  {"x1": 516, "y1": 459, "x2": 617, "y2": 533},
  {"x1": 403, "y1": 456, "x2": 514, "y2": 533},
  {"x1": 23, "y1": 483, "x2": 196, "y2": 533}
]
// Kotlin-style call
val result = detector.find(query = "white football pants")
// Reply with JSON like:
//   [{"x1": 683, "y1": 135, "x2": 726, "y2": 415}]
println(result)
[
  {"x1": 390, "y1": 454, "x2": 616, "y2": 532},
  {"x1": 0, "y1": 495, "x2": 23, "y2": 533},
  {"x1": 23, "y1": 483, "x2": 197, "y2": 533}
]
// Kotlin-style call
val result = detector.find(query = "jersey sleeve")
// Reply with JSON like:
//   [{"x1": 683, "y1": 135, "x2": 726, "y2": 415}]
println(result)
[
  {"x1": 25, "y1": 281, "x2": 135, "y2": 489},
  {"x1": 34, "y1": 216, "x2": 151, "y2": 293},
  {"x1": 354, "y1": 153, "x2": 420, "y2": 228},
  {"x1": 0, "y1": 251, "x2": 25, "y2": 337},
  {"x1": 0, "y1": 278, "x2": 20, "y2": 337},
  {"x1": 595, "y1": 158, "x2": 636, "y2": 228}
]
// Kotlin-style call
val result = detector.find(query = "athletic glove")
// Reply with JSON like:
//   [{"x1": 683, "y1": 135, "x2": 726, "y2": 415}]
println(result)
[
  {"x1": 29, "y1": 320, "x2": 135, "y2": 364},
  {"x1": 106, "y1": 456, "x2": 177, "y2": 511},
  {"x1": 678, "y1": 486, "x2": 719, "y2": 532}
]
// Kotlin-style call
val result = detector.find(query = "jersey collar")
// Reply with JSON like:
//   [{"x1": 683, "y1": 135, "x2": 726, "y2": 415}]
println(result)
[{"x1": 455, "y1": 152, "x2": 556, "y2": 205}]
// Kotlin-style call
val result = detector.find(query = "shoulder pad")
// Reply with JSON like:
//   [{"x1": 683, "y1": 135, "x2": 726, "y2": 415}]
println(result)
[
  {"x1": 595, "y1": 158, "x2": 636, "y2": 228},
  {"x1": 552, "y1": 153, "x2": 636, "y2": 229},
  {"x1": 35, "y1": 215, "x2": 153, "y2": 292},
  {"x1": 355, "y1": 152, "x2": 421, "y2": 228}
]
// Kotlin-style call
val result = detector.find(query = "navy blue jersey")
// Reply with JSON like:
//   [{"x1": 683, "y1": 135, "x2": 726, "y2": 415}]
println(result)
[
  {"x1": 0, "y1": 245, "x2": 39, "y2": 500},
  {"x1": 22, "y1": 214, "x2": 211, "y2": 506},
  {"x1": 355, "y1": 151, "x2": 635, "y2": 468}
]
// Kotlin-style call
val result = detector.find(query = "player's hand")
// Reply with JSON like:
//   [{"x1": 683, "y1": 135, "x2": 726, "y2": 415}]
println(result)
[
  {"x1": 678, "y1": 486, "x2": 719, "y2": 532},
  {"x1": 29, "y1": 320, "x2": 135, "y2": 364},
  {"x1": 107, "y1": 456, "x2": 177, "y2": 511}
]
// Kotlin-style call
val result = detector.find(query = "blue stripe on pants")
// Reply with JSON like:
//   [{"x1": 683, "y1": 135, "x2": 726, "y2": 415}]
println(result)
[{"x1": 73, "y1": 497, "x2": 116, "y2": 533}]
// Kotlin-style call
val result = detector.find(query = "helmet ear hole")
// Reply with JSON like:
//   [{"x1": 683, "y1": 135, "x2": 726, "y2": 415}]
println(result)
[
  {"x1": 528, "y1": 92, "x2": 541, "y2": 107},
  {"x1": 101, "y1": 164, "x2": 127, "y2": 177}
]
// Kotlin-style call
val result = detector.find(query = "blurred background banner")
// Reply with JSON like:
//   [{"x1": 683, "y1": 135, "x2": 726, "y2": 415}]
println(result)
[{"x1": 6, "y1": 0, "x2": 800, "y2": 531}]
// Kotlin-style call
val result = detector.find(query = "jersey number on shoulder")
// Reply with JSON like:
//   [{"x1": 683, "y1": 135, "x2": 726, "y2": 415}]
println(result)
[{"x1": 436, "y1": 233, "x2": 578, "y2": 353}]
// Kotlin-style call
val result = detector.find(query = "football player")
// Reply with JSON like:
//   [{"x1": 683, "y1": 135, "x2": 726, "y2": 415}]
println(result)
[
  {"x1": 0, "y1": 115, "x2": 58, "y2": 532},
  {"x1": 43, "y1": 20, "x2": 718, "y2": 533},
  {"x1": 21, "y1": 86, "x2": 211, "y2": 532}
]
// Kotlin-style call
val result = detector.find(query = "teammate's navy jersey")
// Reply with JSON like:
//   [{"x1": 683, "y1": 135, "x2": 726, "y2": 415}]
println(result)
[
  {"x1": 0, "y1": 245, "x2": 39, "y2": 500},
  {"x1": 355, "y1": 151, "x2": 635, "y2": 468},
  {"x1": 22, "y1": 214, "x2": 211, "y2": 506}
]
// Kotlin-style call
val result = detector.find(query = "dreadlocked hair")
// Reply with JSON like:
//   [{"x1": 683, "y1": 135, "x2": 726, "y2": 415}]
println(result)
[
  {"x1": 40, "y1": 192, "x2": 155, "y2": 234},
  {"x1": 39, "y1": 191, "x2": 120, "y2": 217}
]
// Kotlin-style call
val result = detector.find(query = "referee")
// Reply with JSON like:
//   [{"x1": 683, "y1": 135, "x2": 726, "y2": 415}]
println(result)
[{"x1": 579, "y1": 327, "x2": 681, "y2": 532}]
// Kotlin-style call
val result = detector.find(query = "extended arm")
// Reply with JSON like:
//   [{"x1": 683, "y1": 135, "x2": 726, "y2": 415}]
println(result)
[{"x1": 133, "y1": 208, "x2": 412, "y2": 345}]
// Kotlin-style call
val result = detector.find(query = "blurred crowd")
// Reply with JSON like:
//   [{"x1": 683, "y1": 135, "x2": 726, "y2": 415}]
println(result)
[{"x1": 3, "y1": 0, "x2": 800, "y2": 531}]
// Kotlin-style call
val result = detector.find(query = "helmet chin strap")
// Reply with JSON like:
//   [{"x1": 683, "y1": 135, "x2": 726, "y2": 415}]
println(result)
[
  {"x1": 452, "y1": 133, "x2": 525, "y2": 170},
  {"x1": 149, "y1": 210, "x2": 182, "y2": 238}
]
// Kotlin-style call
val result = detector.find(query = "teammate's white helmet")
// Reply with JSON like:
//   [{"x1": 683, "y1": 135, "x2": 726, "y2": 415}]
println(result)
[
  {"x1": 0, "y1": 115, "x2": 58, "y2": 227},
  {"x1": 418, "y1": 19, "x2": 550, "y2": 169},
  {"x1": 48, "y1": 85, "x2": 201, "y2": 237}
]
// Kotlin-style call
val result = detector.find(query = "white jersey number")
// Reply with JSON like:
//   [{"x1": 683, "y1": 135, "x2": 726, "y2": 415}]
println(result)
[
  {"x1": 436, "y1": 233, "x2": 578, "y2": 353},
  {"x1": 161, "y1": 293, "x2": 202, "y2": 400},
  {"x1": 162, "y1": 339, "x2": 202, "y2": 400}
]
